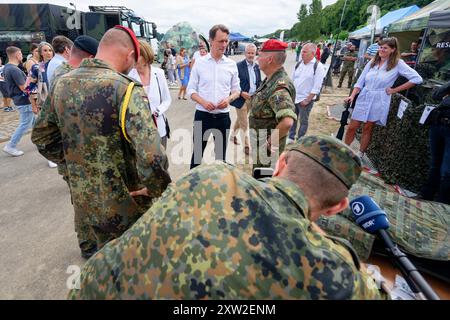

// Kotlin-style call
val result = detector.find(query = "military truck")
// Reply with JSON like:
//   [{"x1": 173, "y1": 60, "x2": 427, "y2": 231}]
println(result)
[
  {"x1": 0, "y1": 4, "x2": 157, "y2": 61},
  {"x1": 86, "y1": 6, "x2": 157, "y2": 43}
]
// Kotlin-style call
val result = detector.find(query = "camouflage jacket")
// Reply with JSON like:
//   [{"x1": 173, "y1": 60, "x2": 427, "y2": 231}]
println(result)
[
  {"x1": 342, "y1": 51, "x2": 357, "y2": 70},
  {"x1": 69, "y1": 162, "x2": 381, "y2": 300},
  {"x1": 50, "y1": 61, "x2": 74, "y2": 181},
  {"x1": 51, "y1": 62, "x2": 73, "y2": 90},
  {"x1": 248, "y1": 67, "x2": 296, "y2": 132},
  {"x1": 32, "y1": 58, "x2": 172, "y2": 232}
]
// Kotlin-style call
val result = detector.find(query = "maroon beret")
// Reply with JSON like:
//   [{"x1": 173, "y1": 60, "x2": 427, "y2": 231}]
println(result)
[{"x1": 260, "y1": 39, "x2": 288, "y2": 52}]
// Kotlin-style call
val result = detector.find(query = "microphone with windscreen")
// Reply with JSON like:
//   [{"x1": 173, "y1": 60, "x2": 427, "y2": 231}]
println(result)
[{"x1": 350, "y1": 195, "x2": 440, "y2": 300}]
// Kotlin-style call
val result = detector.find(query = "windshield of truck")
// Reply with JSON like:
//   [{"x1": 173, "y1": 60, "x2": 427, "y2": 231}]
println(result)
[
  {"x1": 131, "y1": 21, "x2": 143, "y2": 37},
  {"x1": 419, "y1": 28, "x2": 450, "y2": 83}
]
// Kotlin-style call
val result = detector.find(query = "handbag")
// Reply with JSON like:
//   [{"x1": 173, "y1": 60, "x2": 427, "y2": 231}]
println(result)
[{"x1": 155, "y1": 73, "x2": 170, "y2": 139}]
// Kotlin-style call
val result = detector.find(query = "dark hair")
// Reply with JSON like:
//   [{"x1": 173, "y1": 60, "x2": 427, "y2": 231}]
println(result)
[
  {"x1": 209, "y1": 24, "x2": 229, "y2": 40},
  {"x1": 30, "y1": 43, "x2": 39, "y2": 52},
  {"x1": 370, "y1": 37, "x2": 400, "y2": 72},
  {"x1": 52, "y1": 36, "x2": 73, "y2": 54}
]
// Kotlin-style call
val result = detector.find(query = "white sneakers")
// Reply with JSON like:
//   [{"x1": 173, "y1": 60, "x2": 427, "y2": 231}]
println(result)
[
  {"x1": 286, "y1": 137, "x2": 295, "y2": 145},
  {"x1": 3, "y1": 144, "x2": 24, "y2": 157},
  {"x1": 3, "y1": 144, "x2": 58, "y2": 169},
  {"x1": 48, "y1": 161, "x2": 58, "y2": 168}
]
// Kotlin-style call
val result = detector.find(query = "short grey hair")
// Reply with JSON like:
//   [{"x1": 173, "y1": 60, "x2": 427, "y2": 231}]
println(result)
[
  {"x1": 302, "y1": 42, "x2": 317, "y2": 54},
  {"x1": 273, "y1": 51, "x2": 287, "y2": 65},
  {"x1": 245, "y1": 43, "x2": 257, "y2": 52}
]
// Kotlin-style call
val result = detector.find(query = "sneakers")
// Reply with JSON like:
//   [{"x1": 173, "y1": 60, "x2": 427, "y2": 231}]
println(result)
[
  {"x1": 3, "y1": 106, "x2": 14, "y2": 112},
  {"x1": 48, "y1": 161, "x2": 58, "y2": 168},
  {"x1": 356, "y1": 151, "x2": 365, "y2": 158},
  {"x1": 286, "y1": 137, "x2": 295, "y2": 145},
  {"x1": 3, "y1": 144, "x2": 24, "y2": 157}
]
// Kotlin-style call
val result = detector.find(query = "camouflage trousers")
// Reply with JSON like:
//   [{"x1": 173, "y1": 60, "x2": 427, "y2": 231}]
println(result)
[
  {"x1": 249, "y1": 127, "x2": 287, "y2": 170},
  {"x1": 74, "y1": 196, "x2": 152, "y2": 256},
  {"x1": 74, "y1": 212, "x2": 98, "y2": 255},
  {"x1": 339, "y1": 66, "x2": 354, "y2": 87}
]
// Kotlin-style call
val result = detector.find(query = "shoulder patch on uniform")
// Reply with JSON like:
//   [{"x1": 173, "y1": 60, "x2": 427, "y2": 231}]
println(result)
[{"x1": 119, "y1": 73, "x2": 143, "y2": 87}]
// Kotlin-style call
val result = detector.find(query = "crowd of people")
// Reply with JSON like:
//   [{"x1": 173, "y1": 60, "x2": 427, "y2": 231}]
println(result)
[{"x1": 0, "y1": 22, "x2": 448, "y2": 299}]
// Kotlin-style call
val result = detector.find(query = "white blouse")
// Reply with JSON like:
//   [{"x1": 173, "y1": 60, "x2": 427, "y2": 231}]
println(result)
[
  {"x1": 352, "y1": 59, "x2": 422, "y2": 126},
  {"x1": 128, "y1": 67, "x2": 172, "y2": 137}
]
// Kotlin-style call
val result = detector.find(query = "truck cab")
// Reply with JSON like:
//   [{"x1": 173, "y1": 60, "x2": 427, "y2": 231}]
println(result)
[{"x1": 85, "y1": 6, "x2": 157, "y2": 43}]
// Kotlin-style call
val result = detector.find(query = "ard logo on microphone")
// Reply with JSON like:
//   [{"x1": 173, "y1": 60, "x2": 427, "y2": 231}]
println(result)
[{"x1": 351, "y1": 202, "x2": 365, "y2": 216}]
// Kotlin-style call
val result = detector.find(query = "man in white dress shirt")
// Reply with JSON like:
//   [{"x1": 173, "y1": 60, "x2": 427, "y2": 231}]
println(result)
[
  {"x1": 187, "y1": 24, "x2": 241, "y2": 169},
  {"x1": 288, "y1": 43, "x2": 326, "y2": 142}
]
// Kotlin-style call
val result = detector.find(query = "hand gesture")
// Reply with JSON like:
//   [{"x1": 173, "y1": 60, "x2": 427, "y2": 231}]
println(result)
[
  {"x1": 216, "y1": 98, "x2": 229, "y2": 109},
  {"x1": 344, "y1": 96, "x2": 354, "y2": 104},
  {"x1": 130, "y1": 187, "x2": 149, "y2": 197},
  {"x1": 203, "y1": 101, "x2": 216, "y2": 111}
]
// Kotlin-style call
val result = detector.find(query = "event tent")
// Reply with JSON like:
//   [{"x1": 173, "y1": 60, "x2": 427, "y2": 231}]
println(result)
[
  {"x1": 229, "y1": 32, "x2": 251, "y2": 42},
  {"x1": 389, "y1": 0, "x2": 450, "y2": 33},
  {"x1": 349, "y1": 5, "x2": 420, "y2": 39}
]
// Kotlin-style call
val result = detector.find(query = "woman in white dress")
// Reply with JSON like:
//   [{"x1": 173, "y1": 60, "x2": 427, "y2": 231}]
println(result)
[
  {"x1": 129, "y1": 40, "x2": 172, "y2": 148},
  {"x1": 344, "y1": 37, "x2": 423, "y2": 158}
]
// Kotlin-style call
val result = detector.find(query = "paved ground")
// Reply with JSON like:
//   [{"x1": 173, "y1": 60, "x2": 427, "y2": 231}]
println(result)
[
  {"x1": 3, "y1": 52, "x2": 445, "y2": 299},
  {"x1": 0, "y1": 104, "x2": 20, "y2": 143}
]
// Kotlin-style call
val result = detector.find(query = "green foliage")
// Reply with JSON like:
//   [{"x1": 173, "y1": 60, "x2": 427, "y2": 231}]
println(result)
[{"x1": 279, "y1": 0, "x2": 435, "y2": 41}]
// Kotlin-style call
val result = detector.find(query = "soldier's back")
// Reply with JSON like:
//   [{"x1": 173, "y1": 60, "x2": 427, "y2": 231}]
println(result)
[
  {"x1": 70, "y1": 162, "x2": 380, "y2": 300},
  {"x1": 53, "y1": 58, "x2": 151, "y2": 231}
]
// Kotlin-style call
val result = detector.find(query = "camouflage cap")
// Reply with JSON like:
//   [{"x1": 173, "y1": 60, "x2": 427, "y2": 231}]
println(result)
[{"x1": 285, "y1": 135, "x2": 362, "y2": 189}]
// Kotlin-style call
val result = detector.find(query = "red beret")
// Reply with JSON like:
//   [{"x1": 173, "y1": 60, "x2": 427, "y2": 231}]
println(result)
[
  {"x1": 114, "y1": 25, "x2": 140, "y2": 62},
  {"x1": 260, "y1": 39, "x2": 288, "y2": 52}
]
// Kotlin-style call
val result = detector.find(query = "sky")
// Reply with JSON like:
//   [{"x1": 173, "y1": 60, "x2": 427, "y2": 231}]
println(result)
[{"x1": 2, "y1": 0, "x2": 338, "y2": 36}]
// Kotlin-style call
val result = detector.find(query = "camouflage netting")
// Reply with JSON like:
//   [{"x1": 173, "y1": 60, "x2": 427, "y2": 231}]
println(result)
[
  {"x1": 364, "y1": 93, "x2": 433, "y2": 193},
  {"x1": 159, "y1": 21, "x2": 201, "y2": 60},
  {"x1": 317, "y1": 172, "x2": 450, "y2": 262}
]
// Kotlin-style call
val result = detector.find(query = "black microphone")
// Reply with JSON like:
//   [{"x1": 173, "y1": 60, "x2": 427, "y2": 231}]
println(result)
[{"x1": 350, "y1": 195, "x2": 440, "y2": 300}]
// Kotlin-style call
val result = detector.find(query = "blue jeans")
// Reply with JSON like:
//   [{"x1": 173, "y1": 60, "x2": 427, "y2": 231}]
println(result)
[
  {"x1": 288, "y1": 101, "x2": 314, "y2": 140},
  {"x1": 421, "y1": 124, "x2": 450, "y2": 204},
  {"x1": 9, "y1": 104, "x2": 34, "y2": 149}
]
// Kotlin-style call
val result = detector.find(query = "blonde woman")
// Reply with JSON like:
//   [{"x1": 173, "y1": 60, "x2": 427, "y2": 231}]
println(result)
[
  {"x1": 344, "y1": 37, "x2": 423, "y2": 158},
  {"x1": 128, "y1": 40, "x2": 172, "y2": 147}
]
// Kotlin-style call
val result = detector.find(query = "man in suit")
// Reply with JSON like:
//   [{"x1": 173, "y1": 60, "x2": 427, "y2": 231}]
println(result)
[{"x1": 230, "y1": 43, "x2": 261, "y2": 155}]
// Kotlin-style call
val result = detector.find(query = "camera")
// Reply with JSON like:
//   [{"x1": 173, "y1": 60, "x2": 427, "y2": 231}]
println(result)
[{"x1": 252, "y1": 167, "x2": 274, "y2": 179}]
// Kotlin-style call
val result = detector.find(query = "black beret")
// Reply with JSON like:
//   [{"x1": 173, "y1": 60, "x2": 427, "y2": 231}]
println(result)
[{"x1": 74, "y1": 35, "x2": 99, "y2": 56}]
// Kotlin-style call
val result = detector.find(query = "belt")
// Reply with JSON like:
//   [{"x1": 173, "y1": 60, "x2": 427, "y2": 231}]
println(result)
[{"x1": 196, "y1": 110, "x2": 229, "y2": 119}]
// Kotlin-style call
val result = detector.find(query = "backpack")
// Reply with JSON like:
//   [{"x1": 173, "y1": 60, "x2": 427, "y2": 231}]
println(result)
[{"x1": 295, "y1": 59, "x2": 322, "y2": 102}]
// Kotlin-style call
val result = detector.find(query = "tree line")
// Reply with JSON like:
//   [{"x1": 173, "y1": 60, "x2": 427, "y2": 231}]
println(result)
[{"x1": 264, "y1": 0, "x2": 434, "y2": 41}]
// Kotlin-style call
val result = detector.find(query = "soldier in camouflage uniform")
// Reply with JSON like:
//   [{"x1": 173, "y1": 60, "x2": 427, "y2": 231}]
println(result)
[
  {"x1": 248, "y1": 39, "x2": 296, "y2": 169},
  {"x1": 338, "y1": 44, "x2": 357, "y2": 89},
  {"x1": 69, "y1": 135, "x2": 382, "y2": 300},
  {"x1": 51, "y1": 35, "x2": 99, "y2": 90},
  {"x1": 31, "y1": 27, "x2": 171, "y2": 259},
  {"x1": 45, "y1": 35, "x2": 100, "y2": 253}
]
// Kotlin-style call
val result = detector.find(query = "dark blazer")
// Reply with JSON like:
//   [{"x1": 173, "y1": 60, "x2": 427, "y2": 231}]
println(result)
[{"x1": 231, "y1": 59, "x2": 261, "y2": 109}]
